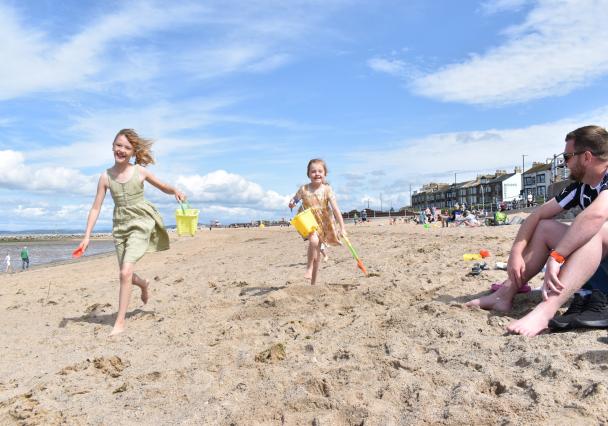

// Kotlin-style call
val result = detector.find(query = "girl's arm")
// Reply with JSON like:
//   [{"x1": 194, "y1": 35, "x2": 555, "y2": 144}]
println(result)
[
  {"x1": 139, "y1": 166, "x2": 187, "y2": 202},
  {"x1": 288, "y1": 187, "x2": 303, "y2": 209},
  {"x1": 78, "y1": 173, "x2": 109, "y2": 251},
  {"x1": 328, "y1": 189, "x2": 347, "y2": 237}
]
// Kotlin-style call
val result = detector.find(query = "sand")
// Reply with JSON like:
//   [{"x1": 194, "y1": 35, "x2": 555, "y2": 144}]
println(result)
[{"x1": 1, "y1": 221, "x2": 608, "y2": 425}]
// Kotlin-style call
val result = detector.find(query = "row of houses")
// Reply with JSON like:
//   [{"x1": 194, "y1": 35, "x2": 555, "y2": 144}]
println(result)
[{"x1": 411, "y1": 158, "x2": 568, "y2": 210}]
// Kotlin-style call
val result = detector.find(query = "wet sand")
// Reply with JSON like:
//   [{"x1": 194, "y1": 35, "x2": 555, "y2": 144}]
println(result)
[{"x1": 1, "y1": 221, "x2": 607, "y2": 424}]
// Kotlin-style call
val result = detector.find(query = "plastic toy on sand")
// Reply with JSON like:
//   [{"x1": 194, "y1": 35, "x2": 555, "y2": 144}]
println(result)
[
  {"x1": 175, "y1": 202, "x2": 200, "y2": 237},
  {"x1": 463, "y1": 253, "x2": 483, "y2": 261},
  {"x1": 479, "y1": 249, "x2": 491, "y2": 258},
  {"x1": 291, "y1": 208, "x2": 318, "y2": 238},
  {"x1": 342, "y1": 235, "x2": 368, "y2": 276},
  {"x1": 72, "y1": 246, "x2": 84, "y2": 258}
]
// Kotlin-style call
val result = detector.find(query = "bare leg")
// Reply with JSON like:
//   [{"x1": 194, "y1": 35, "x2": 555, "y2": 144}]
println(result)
[
  {"x1": 466, "y1": 220, "x2": 568, "y2": 311},
  {"x1": 307, "y1": 233, "x2": 321, "y2": 285},
  {"x1": 507, "y1": 227, "x2": 608, "y2": 336},
  {"x1": 305, "y1": 232, "x2": 320, "y2": 280},
  {"x1": 111, "y1": 262, "x2": 136, "y2": 336},
  {"x1": 132, "y1": 273, "x2": 150, "y2": 304}
]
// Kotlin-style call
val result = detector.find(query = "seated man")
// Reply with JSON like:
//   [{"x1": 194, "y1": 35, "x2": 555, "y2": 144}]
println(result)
[{"x1": 466, "y1": 125, "x2": 608, "y2": 336}]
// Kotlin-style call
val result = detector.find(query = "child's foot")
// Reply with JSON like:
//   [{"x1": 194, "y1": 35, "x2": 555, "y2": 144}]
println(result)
[
  {"x1": 109, "y1": 323, "x2": 125, "y2": 336},
  {"x1": 140, "y1": 279, "x2": 150, "y2": 304},
  {"x1": 304, "y1": 271, "x2": 313, "y2": 280}
]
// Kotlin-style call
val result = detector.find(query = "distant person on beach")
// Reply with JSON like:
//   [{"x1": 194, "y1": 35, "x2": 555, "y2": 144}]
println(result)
[
  {"x1": 76, "y1": 129, "x2": 187, "y2": 336},
  {"x1": 288, "y1": 158, "x2": 347, "y2": 285},
  {"x1": 466, "y1": 126, "x2": 608, "y2": 336},
  {"x1": 20, "y1": 246, "x2": 29, "y2": 270},
  {"x1": 4, "y1": 252, "x2": 14, "y2": 273},
  {"x1": 461, "y1": 210, "x2": 480, "y2": 227}
]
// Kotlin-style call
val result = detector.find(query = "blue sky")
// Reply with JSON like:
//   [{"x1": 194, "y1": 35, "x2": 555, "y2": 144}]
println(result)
[{"x1": 1, "y1": 0, "x2": 608, "y2": 230}]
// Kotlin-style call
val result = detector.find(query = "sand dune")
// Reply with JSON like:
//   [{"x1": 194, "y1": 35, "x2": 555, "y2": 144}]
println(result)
[{"x1": 1, "y1": 221, "x2": 607, "y2": 425}]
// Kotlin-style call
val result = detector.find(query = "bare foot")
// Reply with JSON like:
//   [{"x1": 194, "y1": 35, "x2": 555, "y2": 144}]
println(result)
[
  {"x1": 140, "y1": 279, "x2": 150, "y2": 304},
  {"x1": 465, "y1": 285, "x2": 514, "y2": 312},
  {"x1": 506, "y1": 303, "x2": 554, "y2": 336},
  {"x1": 109, "y1": 323, "x2": 125, "y2": 336},
  {"x1": 304, "y1": 271, "x2": 312, "y2": 280}
]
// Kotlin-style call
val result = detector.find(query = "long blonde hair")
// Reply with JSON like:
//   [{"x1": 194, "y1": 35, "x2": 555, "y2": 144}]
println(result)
[{"x1": 115, "y1": 129, "x2": 155, "y2": 166}]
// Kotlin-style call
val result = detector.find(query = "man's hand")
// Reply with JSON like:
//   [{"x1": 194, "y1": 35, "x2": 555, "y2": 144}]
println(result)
[
  {"x1": 507, "y1": 252, "x2": 526, "y2": 288},
  {"x1": 542, "y1": 257, "x2": 564, "y2": 300}
]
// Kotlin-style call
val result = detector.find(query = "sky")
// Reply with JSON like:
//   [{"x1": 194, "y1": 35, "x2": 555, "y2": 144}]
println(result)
[{"x1": 1, "y1": 0, "x2": 608, "y2": 231}]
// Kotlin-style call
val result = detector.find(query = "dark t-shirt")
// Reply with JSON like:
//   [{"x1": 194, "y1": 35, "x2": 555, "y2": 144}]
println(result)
[{"x1": 555, "y1": 172, "x2": 608, "y2": 210}]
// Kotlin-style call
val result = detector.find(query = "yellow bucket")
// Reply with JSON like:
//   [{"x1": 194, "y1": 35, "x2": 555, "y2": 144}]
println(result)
[
  {"x1": 291, "y1": 208, "x2": 318, "y2": 238},
  {"x1": 175, "y1": 206, "x2": 200, "y2": 236}
]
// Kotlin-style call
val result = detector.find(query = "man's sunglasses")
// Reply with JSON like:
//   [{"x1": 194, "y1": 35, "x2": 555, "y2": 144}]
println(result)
[{"x1": 560, "y1": 151, "x2": 589, "y2": 161}]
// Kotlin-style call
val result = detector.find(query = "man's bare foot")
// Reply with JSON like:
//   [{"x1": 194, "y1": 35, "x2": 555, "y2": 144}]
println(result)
[
  {"x1": 304, "y1": 271, "x2": 312, "y2": 280},
  {"x1": 465, "y1": 285, "x2": 514, "y2": 312},
  {"x1": 109, "y1": 323, "x2": 125, "y2": 336},
  {"x1": 140, "y1": 279, "x2": 150, "y2": 304},
  {"x1": 507, "y1": 303, "x2": 554, "y2": 336}
]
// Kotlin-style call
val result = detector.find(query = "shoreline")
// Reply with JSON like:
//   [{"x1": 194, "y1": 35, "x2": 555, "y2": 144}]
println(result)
[{"x1": 0, "y1": 233, "x2": 113, "y2": 243}]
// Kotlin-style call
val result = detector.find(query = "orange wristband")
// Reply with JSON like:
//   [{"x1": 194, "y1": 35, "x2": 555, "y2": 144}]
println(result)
[{"x1": 549, "y1": 250, "x2": 566, "y2": 264}]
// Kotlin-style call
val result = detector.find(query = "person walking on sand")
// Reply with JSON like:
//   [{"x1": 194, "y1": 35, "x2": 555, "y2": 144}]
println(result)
[
  {"x1": 20, "y1": 246, "x2": 29, "y2": 270},
  {"x1": 77, "y1": 129, "x2": 187, "y2": 336},
  {"x1": 288, "y1": 159, "x2": 347, "y2": 285},
  {"x1": 4, "y1": 252, "x2": 14, "y2": 273},
  {"x1": 466, "y1": 126, "x2": 608, "y2": 336}
]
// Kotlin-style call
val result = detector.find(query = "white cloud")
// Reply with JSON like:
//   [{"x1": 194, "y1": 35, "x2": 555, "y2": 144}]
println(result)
[
  {"x1": 0, "y1": 2, "x2": 204, "y2": 100},
  {"x1": 408, "y1": 1, "x2": 608, "y2": 105},
  {"x1": 480, "y1": 0, "x2": 531, "y2": 14},
  {"x1": 0, "y1": 150, "x2": 97, "y2": 194},
  {"x1": 14, "y1": 205, "x2": 46, "y2": 217},
  {"x1": 367, "y1": 57, "x2": 409, "y2": 77},
  {"x1": 346, "y1": 106, "x2": 608, "y2": 190},
  {"x1": 177, "y1": 170, "x2": 290, "y2": 211}
]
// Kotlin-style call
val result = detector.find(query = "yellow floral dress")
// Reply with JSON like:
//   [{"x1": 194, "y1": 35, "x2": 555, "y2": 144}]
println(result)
[{"x1": 295, "y1": 183, "x2": 341, "y2": 246}]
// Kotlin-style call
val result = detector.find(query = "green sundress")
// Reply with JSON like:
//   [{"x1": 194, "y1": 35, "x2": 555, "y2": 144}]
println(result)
[{"x1": 107, "y1": 165, "x2": 170, "y2": 265}]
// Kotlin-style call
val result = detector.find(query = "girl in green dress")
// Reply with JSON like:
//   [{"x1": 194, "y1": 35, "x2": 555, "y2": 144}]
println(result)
[{"x1": 78, "y1": 129, "x2": 186, "y2": 336}]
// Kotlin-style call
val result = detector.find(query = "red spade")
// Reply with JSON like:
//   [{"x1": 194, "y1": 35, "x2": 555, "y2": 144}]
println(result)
[{"x1": 72, "y1": 246, "x2": 84, "y2": 258}]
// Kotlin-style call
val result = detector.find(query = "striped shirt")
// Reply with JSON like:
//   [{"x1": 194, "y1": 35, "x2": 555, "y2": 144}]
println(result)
[{"x1": 555, "y1": 173, "x2": 608, "y2": 210}]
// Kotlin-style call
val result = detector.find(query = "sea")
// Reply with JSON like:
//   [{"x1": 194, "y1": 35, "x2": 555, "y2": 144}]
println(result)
[{"x1": 0, "y1": 232, "x2": 116, "y2": 269}]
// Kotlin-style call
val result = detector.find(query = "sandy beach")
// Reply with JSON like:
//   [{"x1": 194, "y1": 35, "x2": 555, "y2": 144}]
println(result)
[{"x1": 1, "y1": 220, "x2": 608, "y2": 425}]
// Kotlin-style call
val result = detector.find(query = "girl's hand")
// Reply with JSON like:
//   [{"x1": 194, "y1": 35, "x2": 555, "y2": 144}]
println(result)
[
  {"x1": 339, "y1": 228, "x2": 348, "y2": 238},
  {"x1": 79, "y1": 237, "x2": 90, "y2": 253},
  {"x1": 174, "y1": 190, "x2": 187, "y2": 203}
]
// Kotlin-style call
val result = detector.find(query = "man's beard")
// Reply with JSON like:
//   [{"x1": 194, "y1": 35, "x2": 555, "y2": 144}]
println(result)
[{"x1": 569, "y1": 164, "x2": 584, "y2": 182}]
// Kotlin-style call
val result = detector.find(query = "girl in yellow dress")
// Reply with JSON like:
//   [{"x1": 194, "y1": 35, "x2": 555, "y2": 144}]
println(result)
[
  {"x1": 77, "y1": 129, "x2": 187, "y2": 336},
  {"x1": 289, "y1": 159, "x2": 347, "y2": 285}
]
